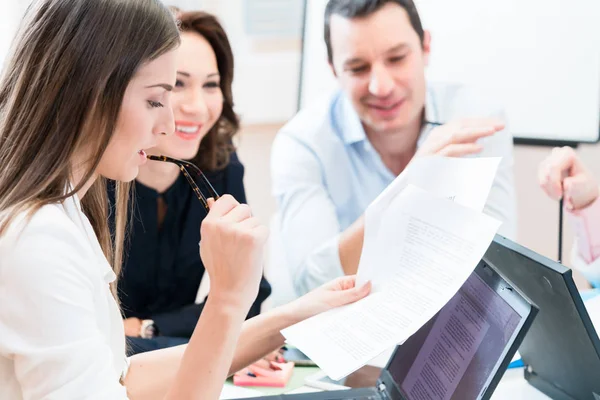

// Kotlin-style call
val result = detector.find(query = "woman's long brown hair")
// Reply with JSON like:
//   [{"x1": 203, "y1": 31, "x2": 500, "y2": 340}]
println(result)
[{"x1": 0, "y1": 0, "x2": 180, "y2": 295}]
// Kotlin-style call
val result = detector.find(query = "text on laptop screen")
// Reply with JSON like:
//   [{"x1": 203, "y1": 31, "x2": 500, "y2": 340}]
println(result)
[{"x1": 388, "y1": 271, "x2": 522, "y2": 400}]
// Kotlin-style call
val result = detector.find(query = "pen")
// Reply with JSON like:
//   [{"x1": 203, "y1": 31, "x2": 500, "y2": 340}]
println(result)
[{"x1": 558, "y1": 198, "x2": 563, "y2": 263}]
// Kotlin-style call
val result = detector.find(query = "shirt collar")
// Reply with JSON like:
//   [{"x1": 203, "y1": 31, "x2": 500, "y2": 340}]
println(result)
[
  {"x1": 333, "y1": 92, "x2": 368, "y2": 145},
  {"x1": 333, "y1": 86, "x2": 438, "y2": 146},
  {"x1": 423, "y1": 85, "x2": 437, "y2": 125},
  {"x1": 62, "y1": 185, "x2": 117, "y2": 284}
]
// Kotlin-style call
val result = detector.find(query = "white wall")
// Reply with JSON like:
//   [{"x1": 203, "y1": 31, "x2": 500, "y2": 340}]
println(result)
[
  {"x1": 172, "y1": 0, "x2": 304, "y2": 125},
  {"x1": 298, "y1": 0, "x2": 337, "y2": 110},
  {"x1": 0, "y1": 1, "x2": 29, "y2": 70}
]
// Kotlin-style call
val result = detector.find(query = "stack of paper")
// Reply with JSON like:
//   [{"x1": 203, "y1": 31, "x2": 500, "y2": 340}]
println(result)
[{"x1": 282, "y1": 157, "x2": 503, "y2": 380}]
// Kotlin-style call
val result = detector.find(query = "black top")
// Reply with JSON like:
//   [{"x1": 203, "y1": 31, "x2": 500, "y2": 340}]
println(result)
[{"x1": 117, "y1": 153, "x2": 271, "y2": 338}]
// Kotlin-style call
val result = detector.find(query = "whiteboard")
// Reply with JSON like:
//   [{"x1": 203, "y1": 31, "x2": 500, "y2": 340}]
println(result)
[{"x1": 299, "y1": 0, "x2": 600, "y2": 143}]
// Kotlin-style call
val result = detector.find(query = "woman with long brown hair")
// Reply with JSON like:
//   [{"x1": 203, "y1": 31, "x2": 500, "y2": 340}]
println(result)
[
  {"x1": 119, "y1": 9, "x2": 272, "y2": 355},
  {"x1": 0, "y1": 1, "x2": 370, "y2": 398}
]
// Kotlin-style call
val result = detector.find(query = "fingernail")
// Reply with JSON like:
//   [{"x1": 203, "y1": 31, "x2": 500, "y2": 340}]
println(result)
[
  {"x1": 566, "y1": 197, "x2": 574, "y2": 210},
  {"x1": 270, "y1": 362, "x2": 282, "y2": 370}
]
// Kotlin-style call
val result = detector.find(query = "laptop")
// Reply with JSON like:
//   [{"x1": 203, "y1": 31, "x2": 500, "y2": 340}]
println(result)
[
  {"x1": 485, "y1": 235, "x2": 600, "y2": 400},
  {"x1": 241, "y1": 259, "x2": 537, "y2": 400}
]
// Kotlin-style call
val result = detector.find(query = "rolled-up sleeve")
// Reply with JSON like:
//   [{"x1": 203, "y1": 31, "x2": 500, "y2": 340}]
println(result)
[
  {"x1": 0, "y1": 213, "x2": 128, "y2": 399},
  {"x1": 271, "y1": 133, "x2": 345, "y2": 295},
  {"x1": 571, "y1": 242, "x2": 600, "y2": 286},
  {"x1": 567, "y1": 196, "x2": 600, "y2": 286}
]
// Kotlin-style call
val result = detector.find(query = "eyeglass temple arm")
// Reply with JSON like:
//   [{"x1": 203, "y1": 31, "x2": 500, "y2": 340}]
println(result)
[
  {"x1": 147, "y1": 155, "x2": 219, "y2": 199},
  {"x1": 146, "y1": 155, "x2": 211, "y2": 211}
]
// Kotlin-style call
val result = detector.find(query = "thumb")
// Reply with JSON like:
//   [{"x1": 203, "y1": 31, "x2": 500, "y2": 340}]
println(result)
[
  {"x1": 564, "y1": 175, "x2": 596, "y2": 209},
  {"x1": 345, "y1": 280, "x2": 372, "y2": 304},
  {"x1": 207, "y1": 198, "x2": 215, "y2": 208},
  {"x1": 359, "y1": 280, "x2": 372, "y2": 296},
  {"x1": 564, "y1": 175, "x2": 590, "y2": 201},
  {"x1": 563, "y1": 176, "x2": 579, "y2": 197}
]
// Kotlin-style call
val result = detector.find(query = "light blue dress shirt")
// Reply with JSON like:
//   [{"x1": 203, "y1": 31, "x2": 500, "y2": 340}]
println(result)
[{"x1": 271, "y1": 82, "x2": 517, "y2": 295}]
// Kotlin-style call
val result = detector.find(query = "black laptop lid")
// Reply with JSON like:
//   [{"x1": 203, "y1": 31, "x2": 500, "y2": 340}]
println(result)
[
  {"x1": 485, "y1": 235, "x2": 600, "y2": 400},
  {"x1": 378, "y1": 261, "x2": 535, "y2": 400}
]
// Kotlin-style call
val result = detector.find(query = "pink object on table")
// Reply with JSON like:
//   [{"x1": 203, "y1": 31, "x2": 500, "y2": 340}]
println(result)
[{"x1": 233, "y1": 361, "x2": 295, "y2": 388}]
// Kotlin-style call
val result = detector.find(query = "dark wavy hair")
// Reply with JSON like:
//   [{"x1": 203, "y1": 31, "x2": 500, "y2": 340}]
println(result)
[{"x1": 171, "y1": 7, "x2": 238, "y2": 172}]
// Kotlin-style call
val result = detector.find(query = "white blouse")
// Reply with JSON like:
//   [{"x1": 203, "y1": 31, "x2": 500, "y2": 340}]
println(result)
[{"x1": 0, "y1": 195, "x2": 129, "y2": 399}]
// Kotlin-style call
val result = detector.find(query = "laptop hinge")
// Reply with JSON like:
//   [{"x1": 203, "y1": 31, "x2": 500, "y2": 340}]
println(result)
[{"x1": 376, "y1": 379, "x2": 390, "y2": 399}]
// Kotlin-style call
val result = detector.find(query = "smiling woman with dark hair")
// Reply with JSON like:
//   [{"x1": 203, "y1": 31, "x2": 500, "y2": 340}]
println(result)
[{"x1": 118, "y1": 8, "x2": 272, "y2": 355}]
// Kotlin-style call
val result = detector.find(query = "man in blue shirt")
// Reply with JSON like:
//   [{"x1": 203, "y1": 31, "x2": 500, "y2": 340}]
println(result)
[{"x1": 271, "y1": 0, "x2": 516, "y2": 297}]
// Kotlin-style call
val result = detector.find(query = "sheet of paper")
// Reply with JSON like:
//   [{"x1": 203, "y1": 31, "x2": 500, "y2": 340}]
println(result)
[
  {"x1": 361, "y1": 156, "x2": 501, "y2": 286},
  {"x1": 282, "y1": 185, "x2": 501, "y2": 380},
  {"x1": 219, "y1": 384, "x2": 261, "y2": 399},
  {"x1": 369, "y1": 156, "x2": 501, "y2": 218}
]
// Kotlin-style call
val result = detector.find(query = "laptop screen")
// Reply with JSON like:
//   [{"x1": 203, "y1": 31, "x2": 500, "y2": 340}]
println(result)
[{"x1": 387, "y1": 266, "x2": 526, "y2": 400}]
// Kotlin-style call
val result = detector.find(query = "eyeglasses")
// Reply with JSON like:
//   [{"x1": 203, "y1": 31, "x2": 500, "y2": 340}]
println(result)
[
  {"x1": 423, "y1": 120, "x2": 443, "y2": 127},
  {"x1": 147, "y1": 154, "x2": 220, "y2": 212}
]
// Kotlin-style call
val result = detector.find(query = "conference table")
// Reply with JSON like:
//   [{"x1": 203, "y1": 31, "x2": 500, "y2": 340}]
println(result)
[
  {"x1": 221, "y1": 361, "x2": 551, "y2": 399},
  {"x1": 221, "y1": 288, "x2": 600, "y2": 399}
]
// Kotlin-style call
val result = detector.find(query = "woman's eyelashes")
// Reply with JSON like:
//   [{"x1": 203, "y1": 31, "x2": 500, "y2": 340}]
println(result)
[
  {"x1": 203, "y1": 81, "x2": 219, "y2": 89},
  {"x1": 147, "y1": 100, "x2": 164, "y2": 108},
  {"x1": 175, "y1": 79, "x2": 220, "y2": 89}
]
